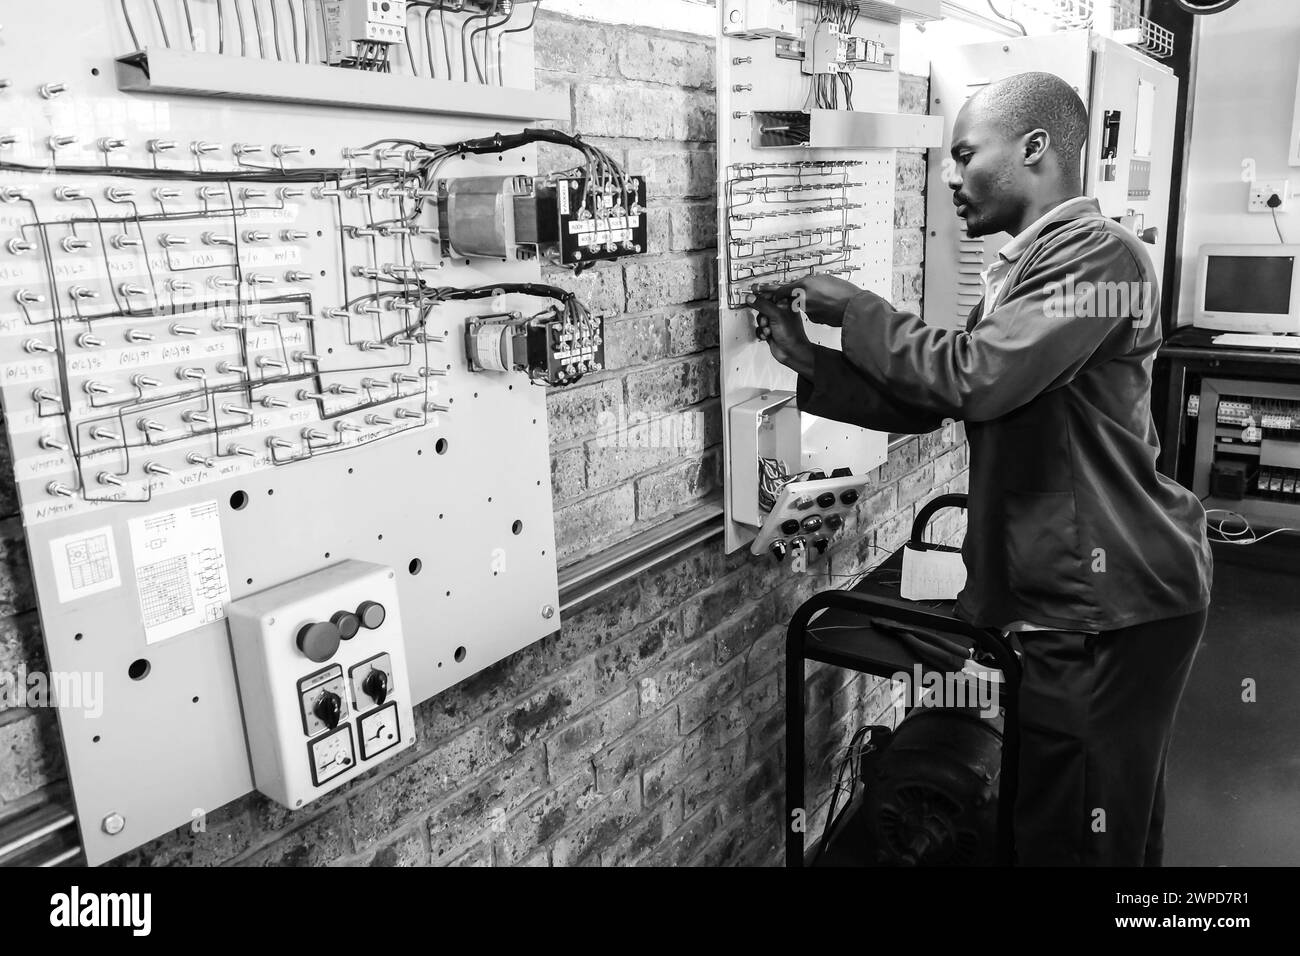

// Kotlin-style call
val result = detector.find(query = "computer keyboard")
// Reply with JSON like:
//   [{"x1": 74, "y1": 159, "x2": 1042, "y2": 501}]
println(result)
[{"x1": 1211, "y1": 333, "x2": 1300, "y2": 350}]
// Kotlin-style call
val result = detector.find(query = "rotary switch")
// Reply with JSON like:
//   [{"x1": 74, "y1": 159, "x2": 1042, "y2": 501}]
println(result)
[
  {"x1": 362, "y1": 669, "x2": 390, "y2": 706},
  {"x1": 296, "y1": 620, "x2": 341, "y2": 663},
  {"x1": 313, "y1": 690, "x2": 343, "y2": 730}
]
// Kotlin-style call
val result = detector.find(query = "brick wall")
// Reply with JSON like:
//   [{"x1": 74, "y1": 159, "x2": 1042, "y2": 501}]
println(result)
[{"x1": 0, "y1": 12, "x2": 968, "y2": 866}]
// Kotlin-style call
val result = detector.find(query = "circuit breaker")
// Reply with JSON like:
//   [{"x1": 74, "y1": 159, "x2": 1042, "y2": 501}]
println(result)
[
  {"x1": 323, "y1": 0, "x2": 408, "y2": 66},
  {"x1": 228, "y1": 560, "x2": 415, "y2": 807}
]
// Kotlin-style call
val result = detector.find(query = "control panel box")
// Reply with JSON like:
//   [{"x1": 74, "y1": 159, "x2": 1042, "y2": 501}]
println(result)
[{"x1": 228, "y1": 560, "x2": 415, "y2": 807}]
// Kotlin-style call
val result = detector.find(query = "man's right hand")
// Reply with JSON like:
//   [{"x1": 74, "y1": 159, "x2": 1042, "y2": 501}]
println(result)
[{"x1": 770, "y1": 275, "x2": 865, "y2": 327}]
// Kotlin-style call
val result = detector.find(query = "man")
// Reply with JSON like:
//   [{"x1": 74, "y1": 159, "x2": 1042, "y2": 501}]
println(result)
[{"x1": 751, "y1": 72, "x2": 1213, "y2": 866}]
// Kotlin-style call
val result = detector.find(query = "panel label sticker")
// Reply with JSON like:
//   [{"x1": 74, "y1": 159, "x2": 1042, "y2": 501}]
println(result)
[
  {"x1": 49, "y1": 525, "x2": 122, "y2": 604},
  {"x1": 128, "y1": 500, "x2": 232, "y2": 645}
]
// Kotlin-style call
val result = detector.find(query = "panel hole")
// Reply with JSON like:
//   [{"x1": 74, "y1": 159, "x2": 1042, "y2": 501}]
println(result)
[
  {"x1": 408, "y1": 558, "x2": 422, "y2": 575},
  {"x1": 512, "y1": 520, "x2": 523, "y2": 535},
  {"x1": 377, "y1": 533, "x2": 384, "y2": 541},
  {"x1": 435, "y1": 439, "x2": 448, "y2": 455},
  {"x1": 91, "y1": 67, "x2": 100, "y2": 77},
  {"x1": 128, "y1": 659, "x2": 151, "y2": 681},
  {"x1": 267, "y1": 489, "x2": 275, "y2": 496},
  {"x1": 192, "y1": 696, "x2": 200, "y2": 703},
  {"x1": 230, "y1": 490, "x2": 249, "y2": 510},
  {"x1": 246, "y1": 577, "x2": 253, "y2": 585},
  {"x1": 454, "y1": 646, "x2": 466, "y2": 663},
  {"x1": 74, "y1": 632, "x2": 83, "y2": 642},
  {"x1": 92, "y1": 735, "x2": 101, "y2": 743}
]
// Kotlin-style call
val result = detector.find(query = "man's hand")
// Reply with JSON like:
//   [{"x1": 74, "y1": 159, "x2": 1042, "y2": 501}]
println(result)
[
  {"x1": 751, "y1": 293, "x2": 815, "y2": 378},
  {"x1": 770, "y1": 275, "x2": 864, "y2": 327}
]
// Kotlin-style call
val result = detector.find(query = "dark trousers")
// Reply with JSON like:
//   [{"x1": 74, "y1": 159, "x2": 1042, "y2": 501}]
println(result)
[{"x1": 1009, "y1": 607, "x2": 1208, "y2": 866}]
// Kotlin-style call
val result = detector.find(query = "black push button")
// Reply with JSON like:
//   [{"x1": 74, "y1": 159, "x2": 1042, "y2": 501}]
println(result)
[{"x1": 356, "y1": 601, "x2": 386, "y2": 630}]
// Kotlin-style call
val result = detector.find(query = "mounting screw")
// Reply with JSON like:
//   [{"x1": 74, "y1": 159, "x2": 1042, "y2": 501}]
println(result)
[
  {"x1": 102, "y1": 813, "x2": 125, "y2": 835},
  {"x1": 541, "y1": 605, "x2": 555, "y2": 620}
]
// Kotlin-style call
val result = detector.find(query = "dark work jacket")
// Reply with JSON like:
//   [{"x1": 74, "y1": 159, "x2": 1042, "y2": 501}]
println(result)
[{"x1": 797, "y1": 199, "x2": 1213, "y2": 631}]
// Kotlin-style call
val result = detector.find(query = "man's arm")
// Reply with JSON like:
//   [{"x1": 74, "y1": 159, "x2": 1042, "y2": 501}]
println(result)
[
  {"x1": 839, "y1": 225, "x2": 1146, "y2": 422},
  {"x1": 797, "y1": 344, "x2": 947, "y2": 434}
]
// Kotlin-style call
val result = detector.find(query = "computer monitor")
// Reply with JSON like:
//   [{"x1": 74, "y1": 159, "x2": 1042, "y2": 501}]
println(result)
[{"x1": 1193, "y1": 244, "x2": 1300, "y2": 333}]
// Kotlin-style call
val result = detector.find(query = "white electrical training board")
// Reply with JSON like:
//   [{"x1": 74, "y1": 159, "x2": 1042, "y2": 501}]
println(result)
[
  {"x1": 0, "y1": 1, "x2": 566, "y2": 864},
  {"x1": 717, "y1": 0, "x2": 915, "y2": 554}
]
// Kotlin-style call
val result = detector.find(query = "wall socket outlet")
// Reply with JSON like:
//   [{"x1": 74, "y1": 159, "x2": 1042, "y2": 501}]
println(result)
[{"x1": 1248, "y1": 180, "x2": 1291, "y2": 213}]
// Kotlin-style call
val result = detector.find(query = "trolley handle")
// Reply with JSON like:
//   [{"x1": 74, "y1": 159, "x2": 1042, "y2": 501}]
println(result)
[{"x1": 909, "y1": 493, "x2": 968, "y2": 551}]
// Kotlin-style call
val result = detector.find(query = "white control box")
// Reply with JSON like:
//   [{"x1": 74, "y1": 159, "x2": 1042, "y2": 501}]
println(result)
[{"x1": 228, "y1": 560, "x2": 415, "y2": 808}]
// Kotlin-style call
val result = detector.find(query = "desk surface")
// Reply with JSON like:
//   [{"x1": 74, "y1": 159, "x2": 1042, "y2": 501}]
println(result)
[{"x1": 1162, "y1": 327, "x2": 1300, "y2": 365}]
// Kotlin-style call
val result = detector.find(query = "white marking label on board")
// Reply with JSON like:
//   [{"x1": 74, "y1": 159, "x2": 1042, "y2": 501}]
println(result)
[
  {"x1": 49, "y1": 525, "x2": 122, "y2": 604},
  {"x1": 127, "y1": 500, "x2": 232, "y2": 645}
]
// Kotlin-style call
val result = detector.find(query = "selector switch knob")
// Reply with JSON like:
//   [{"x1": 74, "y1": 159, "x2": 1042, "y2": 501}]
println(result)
[
  {"x1": 780, "y1": 519, "x2": 800, "y2": 536},
  {"x1": 331, "y1": 610, "x2": 361, "y2": 640},
  {"x1": 362, "y1": 668, "x2": 390, "y2": 706},
  {"x1": 816, "y1": 492, "x2": 837, "y2": 509},
  {"x1": 356, "y1": 600, "x2": 386, "y2": 630},
  {"x1": 296, "y1": 621, "x2": 341, "y2": 663},
  {"x1": 825, "y1": 514, "x2": 845, "y2": 532},
  {"x1": 313, "y1": 690, "x2": 343, "y2": 730}
]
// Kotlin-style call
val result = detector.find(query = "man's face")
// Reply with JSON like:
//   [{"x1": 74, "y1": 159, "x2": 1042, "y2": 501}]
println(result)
[{"x1": 945, "y1": 101, "x2": 1026, "y2": 239}]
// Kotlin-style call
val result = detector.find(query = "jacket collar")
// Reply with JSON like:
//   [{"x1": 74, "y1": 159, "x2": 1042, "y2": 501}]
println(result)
[{"x1": 996, "y1": 196, "x2": 1100, "y2": 264}]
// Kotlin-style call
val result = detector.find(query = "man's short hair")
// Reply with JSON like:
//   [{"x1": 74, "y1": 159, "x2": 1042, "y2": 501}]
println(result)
[{"x1": 977, "y1": 71, "x2": 1089, "y2": 178}]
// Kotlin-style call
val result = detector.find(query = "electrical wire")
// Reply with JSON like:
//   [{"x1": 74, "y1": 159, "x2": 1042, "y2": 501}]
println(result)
[
  {"x1": 986, "y1": 0, "x2": 1028, "y2": 36},
  {"x1": 234, "y1": 0, "x2": 248, "y2": 55},
  {"x1": 182, "y1": 0, "x2": 198, "y2": 49},
  {"x1": 1205, "y1": 509, "x2": 1300, "y2": 546},
  {"x1": 216, "y1": 0, "x2": 227, "y2": 53},
  {"x1": 120, "y1": 0, "x2": 142, "y2": 50},
  {"x1": 1273, "y1": 207, "x2": 1288, "y2": 243},
  {"x1": 470, "y1": 2, "x2": 507, "y2": 86},
  {"x1": 288, "y1": 0, "x2": 301, "y2": 63},
  {"x1": 462, "y1": 4, "x2": 493, "y2": 82},
  {"x1": 250, "y1": 0, "x2": 267, "y2": 57},
  {"x1": 151, "y1": 0, "x2": 172, "y2": 46},
  {"x1": 497, "y1": 0, "x2": 540, "y2": 87},
  {"x1": 270, "y1": 0, "x2": 284, "y2": 60},
  {"x1": 317, "y1": 0, "x2": 330, "y2": 63}
]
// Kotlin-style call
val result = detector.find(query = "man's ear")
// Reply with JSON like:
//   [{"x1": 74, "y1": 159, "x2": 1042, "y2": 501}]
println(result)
[{"x1": 1022, "y1": 128, "x2": 1050, "y2": 167}]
